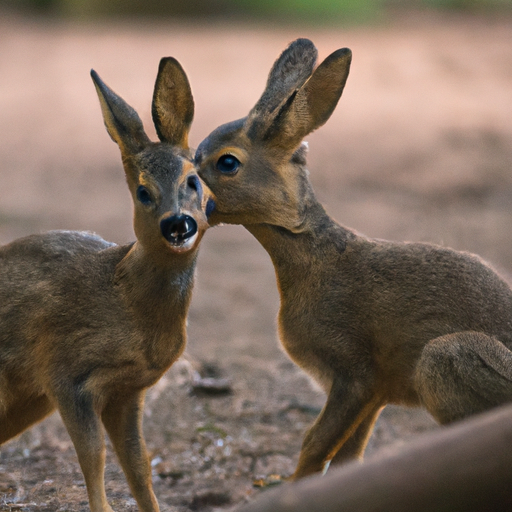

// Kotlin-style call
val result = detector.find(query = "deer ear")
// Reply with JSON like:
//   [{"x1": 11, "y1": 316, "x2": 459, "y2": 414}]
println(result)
[
  {"x1": 245, "y1": 38, "x2": 318, "y2": 139},
  {"x1": 91, "y1": 69, "x2": 150, "y2": 155},
  {"x1": 152, "y1": 57, "x2": 194, "y2": 149},
  {"x1": 263, "y1": 48, "x2": 352, "y2": 153}
]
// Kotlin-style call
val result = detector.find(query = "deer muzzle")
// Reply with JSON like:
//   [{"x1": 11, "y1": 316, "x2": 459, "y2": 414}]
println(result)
[{"x1": 160, "y1": 214, "x2": 198, "y2": 246}]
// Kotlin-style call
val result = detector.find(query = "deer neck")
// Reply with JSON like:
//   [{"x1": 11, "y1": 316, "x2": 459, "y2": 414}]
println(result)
[
  {"x1": 245, "y1": 196, "x2": 353, "y2": 296},
  {"x1": 114, "y1": 242, "x2": 196, "y2": 355}
]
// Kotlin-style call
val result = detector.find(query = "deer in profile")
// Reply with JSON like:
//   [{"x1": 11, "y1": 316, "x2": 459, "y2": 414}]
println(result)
[
  {"x1": 0, "y1": 57, "x2": 212, "y2": 511},
  {"x1": 195, "y1": 38, "x2": 512, "y2": 480}
]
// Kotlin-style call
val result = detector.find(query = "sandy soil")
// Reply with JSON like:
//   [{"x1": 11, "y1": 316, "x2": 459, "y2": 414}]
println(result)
[{"x1": 1, "y1": 9, "x2": 512, "y2": 511}]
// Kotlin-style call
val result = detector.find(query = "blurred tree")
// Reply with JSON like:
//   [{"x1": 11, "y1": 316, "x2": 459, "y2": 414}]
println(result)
[
  {"x1": 1, "y1": 0, "x2": 57, "y2": 13},
  {"x1": 0, "y1": 0, "x2": 384, "y2": 20},
  {"x1": 0, "y1": 0, "x2": 509, "y2": 20},
  {"x1": 420, "y1": 0, "x2": 511, "y2": 10},
  {"x1": 57, "y1": 0, "x2": 236, "y2": 17}
]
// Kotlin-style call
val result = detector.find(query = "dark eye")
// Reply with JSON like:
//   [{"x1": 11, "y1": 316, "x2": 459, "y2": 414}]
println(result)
[
  {"x1": 216, "y1": 154, "x2": 240, "y2": 174},
  {"x1": 136, "y1": 185, "x2": 152, "y2": 205}
]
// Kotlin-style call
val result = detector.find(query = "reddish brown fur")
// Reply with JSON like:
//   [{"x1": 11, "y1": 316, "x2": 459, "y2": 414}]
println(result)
[
  {"x1": 0, "y1": 57, "x2": 210, "y2": 511},
  {"x1": 195, "y1": 39, "x2": 512, "y2": 479}
]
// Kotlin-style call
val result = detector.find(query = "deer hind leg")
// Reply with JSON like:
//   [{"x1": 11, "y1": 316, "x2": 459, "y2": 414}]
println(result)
[
  {"x1": 0, "y1": 394, "x2": 55, "y2": 445},
  {"x1": 292, "y1": 380, "x2": 381, "y2": 480},
  {"x1": 414, "y1": 332, "x2": 512, "y2": 424},
  {"x1": 101, "y1": 391, "x2": 160, "y2": 512}
]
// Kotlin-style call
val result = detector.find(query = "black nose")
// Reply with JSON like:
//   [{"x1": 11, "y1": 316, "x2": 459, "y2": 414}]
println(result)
[{"x1": 160, "y1": 214, "x2": 198, "y2": 243}]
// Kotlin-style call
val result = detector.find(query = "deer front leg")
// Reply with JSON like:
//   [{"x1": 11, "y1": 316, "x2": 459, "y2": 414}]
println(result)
[
  {"x1": 102, "y1": 391, "x2": 160, "y2": 512},
  {"x1": 56, "y1": 386, "x2": 113, "y2": 512},
  {"x1": 329, "y1": 403, "x2": 383, "y2": 467},
  {"x1": 292, "y1": 380, "x2": 380, "y2": 480}
]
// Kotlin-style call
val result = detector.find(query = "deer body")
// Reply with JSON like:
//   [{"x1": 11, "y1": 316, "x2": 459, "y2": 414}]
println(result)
[
  {"x1": 196, "y1": 39, "x2": 512, "y2": 479},
  {"x1": 249, "y1": 219, "x2": 512, "y2": 404},
  {"x1": 0, "y1": 231, "x2": 191, "y2": 435},
  {"x1": 1, "y1": 57, "x2": 210, "y2": 512}
]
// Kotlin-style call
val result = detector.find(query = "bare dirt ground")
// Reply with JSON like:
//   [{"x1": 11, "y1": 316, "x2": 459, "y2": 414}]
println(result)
[{"x1": 1, "y1": 9, "x2": 512, "y2": 511}]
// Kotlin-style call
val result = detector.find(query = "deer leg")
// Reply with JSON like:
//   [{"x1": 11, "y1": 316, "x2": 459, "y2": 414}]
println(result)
[
  {"x1": 0, "y1": 394, "x2": 55, "y2": 444},
  {"x1": 102, "y1": 391, "x2": 159, "y2": 512},
  {"x1": 329, "y1": 403, "x2": 383, "y2": 467},
  {"x1": 56, "y1": 386, "x2": 113, "y2": 512},
  {"x1": 292, "y1": 380, "x2": 380, "y2": 480},
  {"x1": 415, "y1": 332, "x2": 512, "y2": 424}
]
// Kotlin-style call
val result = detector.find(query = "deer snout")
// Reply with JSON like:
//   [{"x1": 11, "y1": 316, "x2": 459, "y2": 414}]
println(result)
[{"x1": 160, "y1": 214, "x2": 198, "y2": 244}]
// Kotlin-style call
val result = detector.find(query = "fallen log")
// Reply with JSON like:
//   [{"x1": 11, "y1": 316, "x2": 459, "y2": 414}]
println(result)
[{"x1": 239, "y1": 403, "x2": 512, "y2": 512}]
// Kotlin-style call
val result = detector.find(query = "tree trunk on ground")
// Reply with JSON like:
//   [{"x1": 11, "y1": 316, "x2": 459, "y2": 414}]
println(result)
[{"x1": 239, "y1": 403, "x2": 512, "y2": 512}]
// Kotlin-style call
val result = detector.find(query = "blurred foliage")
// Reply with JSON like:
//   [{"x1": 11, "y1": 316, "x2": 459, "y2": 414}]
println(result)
[
  {"x1": 1, "y1": 0, "x2": 510, "y2": 20},
  {"x1": 421, "y1": 0, "x2": 511, "y2": 8},
  {"x1": 1, "y1": 0, "x2": 383, "y2": 21},
  {"x1": 231, "y1": 0, "x2": 383, "y2": 23}
]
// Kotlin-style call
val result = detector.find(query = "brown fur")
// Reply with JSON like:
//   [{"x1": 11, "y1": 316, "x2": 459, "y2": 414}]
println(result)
[
  {"x1": 195, "y1": 39, "x2": 512, "y2": 479},
  {"x1": 0, "y1": 57, "x2": 210, "y2": 511}
]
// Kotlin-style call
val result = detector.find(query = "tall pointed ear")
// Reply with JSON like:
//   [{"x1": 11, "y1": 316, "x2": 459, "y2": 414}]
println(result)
[
  {"x1": 245, "y1": 38, "x2": 318, "y2": 138},
  {"x1": 152, "y1": 57, "x2": 194, "y2": 149},
  {"x1": 263, "y1": 47, "x2": 352, "y2": 153},
  {"x1": 90, "y1": 69, "x2": 151, "y2": 155}
]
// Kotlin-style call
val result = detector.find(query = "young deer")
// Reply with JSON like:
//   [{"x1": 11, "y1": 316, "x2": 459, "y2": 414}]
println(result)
[
  {"x1": 0, "y1": 57, "x2": 212, "y2": 512},
  {"x1": 195, "y1": 38, "x2": 512, "y2": 480}
]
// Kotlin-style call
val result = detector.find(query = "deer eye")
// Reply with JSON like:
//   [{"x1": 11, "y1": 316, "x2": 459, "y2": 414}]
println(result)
[
  {"x1": 136, "y1": 185, "x2": 153, "y2": 205},
  {"x1": 216, "y1": 154, "x2": 240, "y2": 175}
]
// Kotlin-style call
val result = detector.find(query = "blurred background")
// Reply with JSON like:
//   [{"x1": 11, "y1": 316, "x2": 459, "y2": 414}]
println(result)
[
  {"x1": 1, "y1": 0, "x2": 512, "y2": 21},
  {"x1": 1, "y1": 1, "x2": 511, "y2": 511}
]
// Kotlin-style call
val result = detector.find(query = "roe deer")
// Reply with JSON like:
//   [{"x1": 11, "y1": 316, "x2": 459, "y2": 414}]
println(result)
[
  {"x1": 195, "y1": 38, "x2": 512, "y2": 479},
  {"x1": 0, "y1": 57, "x2": 212, "y2": 512}
]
